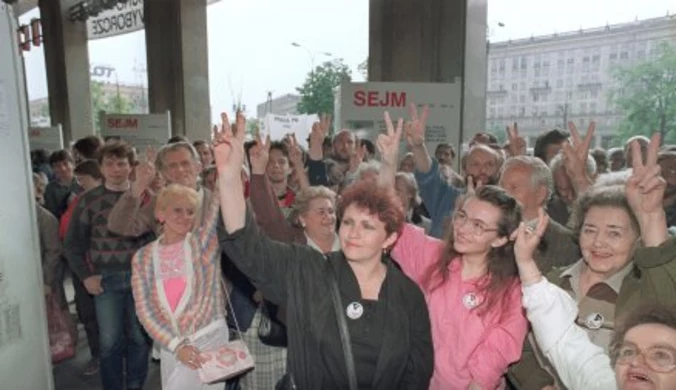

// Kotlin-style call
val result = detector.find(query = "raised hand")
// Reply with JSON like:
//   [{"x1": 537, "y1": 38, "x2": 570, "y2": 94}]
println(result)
[
  {"x1": 512, "y1": 208, "x2": 549, "y2": 285},
  {"x1": 248, "y1": 131, "x2": 271, "y2": 175},
  {"x1": 466, "y1": 175, "x2": 483, "y2": 195},
  {"x1": 405, "y1": 103, "x2": 429, "y2": 149},
  {"x1": 626, "y1": 133, "x2": 665, "y2": 216},
  {"x1": 132, "y1": 146, "x2": 157, "y2": 197},
  {"x1": 213, "y1": 111, "x2": 247, "y2": 181},
  {"x1": 563, "y1": 121, "x2": 596, "y2": 174},
  {"x1": 505, "y1": 122, "x2": 526, "y2": 157},
  {"x1": 348, "y1": 140, "x2": 366, "y2": 173},
  {"x1": 308, "y1": 120, "x2": 327, "y2": 161},
  {"x1": 287, "y1": 133, "x2": 304, "y2": 167},
  {"x1": 377, "y1": 111, "x2": 404, "y2": 166}
]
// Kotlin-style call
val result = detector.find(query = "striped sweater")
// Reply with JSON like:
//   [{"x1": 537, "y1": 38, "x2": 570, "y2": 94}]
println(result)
[{"x1": 130, "y1": 185, "x2": 226, "y2": 353}]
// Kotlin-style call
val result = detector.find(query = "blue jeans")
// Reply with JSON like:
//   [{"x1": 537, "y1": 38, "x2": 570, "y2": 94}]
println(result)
[{"x1": 95, "y1": 271, "x2": 150, "y2": 390}]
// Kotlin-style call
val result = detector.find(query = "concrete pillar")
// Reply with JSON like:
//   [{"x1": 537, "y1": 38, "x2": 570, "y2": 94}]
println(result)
[
  {"x1": 39, "y1": 0, "x2": 94, "y2": 144},
  {"x1": 369, "y1": 0, "x2": 487, "y2": 142},
  {"x1": 144, "y1": 0, "x2": 210, "y2": 142}
]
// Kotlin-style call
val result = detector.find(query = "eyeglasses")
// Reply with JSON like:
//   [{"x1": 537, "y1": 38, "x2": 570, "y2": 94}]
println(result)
[
  {"x1": 613, "y1": 344, "x2": 676, "y2": 373},
  {"x1": 452, "y1": 210, "x2": 499, "y2": 237}
]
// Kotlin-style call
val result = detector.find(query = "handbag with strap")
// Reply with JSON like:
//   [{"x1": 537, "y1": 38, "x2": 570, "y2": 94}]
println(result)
[
  {"x1": 197, "y1": 277, "x2": 255, "y2": 384},
  {"x1": 327, "y1": 260, "x2": 358, "y2": 390}
]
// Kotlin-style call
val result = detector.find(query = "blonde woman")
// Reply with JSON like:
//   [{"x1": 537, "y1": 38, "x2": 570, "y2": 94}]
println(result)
[{"x1": 131, "y1": 183, "x2": 227, "y2": 390}]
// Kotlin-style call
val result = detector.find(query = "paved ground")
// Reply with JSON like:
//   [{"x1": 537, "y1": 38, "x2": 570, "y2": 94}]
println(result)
[{"x1": 52, "y1": 277, "x2": 162, "y2": 390}]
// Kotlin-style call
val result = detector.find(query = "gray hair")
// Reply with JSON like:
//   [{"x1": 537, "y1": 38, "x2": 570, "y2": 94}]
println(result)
[
  {"x1": 500, "y1": 156, "x2": 554, "y2": 204},
  {"x1": 594, "y1": 170, "x2": 631, "y2": 188},
  {"x1": 155, "y1": 142, "x2": 200, "y2": 172},
  {"x1": 549, "y1": 152, "x2": 597, "y2": 177},
  {"x1": 355, "y1": 159, "x2": 382, "y2": 181}
]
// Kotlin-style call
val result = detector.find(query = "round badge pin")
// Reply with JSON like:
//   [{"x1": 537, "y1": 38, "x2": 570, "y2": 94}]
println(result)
[
  {"x1": 462, "y1": 293, "x2": 479, "y2": 309},
  {"x1": 346, "y1": 302, "x2": 364, "y2": 320},
  {"x1": 585, "y1": 313, "x2": 604, "y2": 330}
]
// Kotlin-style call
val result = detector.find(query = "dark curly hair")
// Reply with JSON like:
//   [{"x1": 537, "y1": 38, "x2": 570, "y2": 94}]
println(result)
[{"x1": 423, "y1": 185, "x2": 522, "y2": 313}]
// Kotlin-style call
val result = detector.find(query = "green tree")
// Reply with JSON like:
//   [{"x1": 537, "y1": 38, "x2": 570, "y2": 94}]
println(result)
[
  {"x1": 611, "y1": 43, "x2": 676, "y2": 145},
  {"x1": 296, "y1": 59, "x2": 352, "y2": 119},
  {"x1": 90, "y1": 81, "x2": 136, "y2": 133},
  {"x1": 358, "y1": 57, "x2": 368, "y2": 80}
]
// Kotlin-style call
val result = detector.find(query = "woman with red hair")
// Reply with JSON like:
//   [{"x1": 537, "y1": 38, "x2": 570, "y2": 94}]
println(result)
[{"x1": 215, "y1": 112, "x2": 433, "y2": 389}]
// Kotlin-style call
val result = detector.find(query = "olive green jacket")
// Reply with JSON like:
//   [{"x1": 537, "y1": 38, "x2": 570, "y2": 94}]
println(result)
[{"x1": 508, "y1": 237, "x2": 676, "y2": 390}]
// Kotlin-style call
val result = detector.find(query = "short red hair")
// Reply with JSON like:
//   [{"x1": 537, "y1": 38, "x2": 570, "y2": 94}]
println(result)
[{"x1": 338, "y1": 181, "x2": 405, "y2": 237}]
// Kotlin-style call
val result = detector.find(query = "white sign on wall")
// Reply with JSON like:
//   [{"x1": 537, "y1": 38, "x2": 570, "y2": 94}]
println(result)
[
  {"x1": 28, "y1": 125, "x2": 64, "y2": 152},
  {"x1": 101, "y1": 112, "x2": 171, "y2": 150},
  {"x1": 260, "y1": 113, "x2": 319, "y2": 148},
  {"x1": 336, "y1": 81, "x2": 462, "y2": 153},
  {"x1": 87, "y1": 0, "x2": 144, "y2": 40}
]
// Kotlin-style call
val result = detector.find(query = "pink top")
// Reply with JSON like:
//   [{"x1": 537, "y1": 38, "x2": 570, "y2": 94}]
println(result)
[
  {"x1": 392, "y1": 224, "x2": 528, "y2": 390},
  {"x1": 158, "y1": 241, "x2": 187, "y2": 313}
]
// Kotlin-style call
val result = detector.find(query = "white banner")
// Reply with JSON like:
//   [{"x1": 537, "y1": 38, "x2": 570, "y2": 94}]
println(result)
[
  {"x1": 260, "y1": 113, "x2": 319, "y2": 148},
  {"x1": 28, "y1": 125, "x2": 64, "y2": 152},
  {"x1": 336, "y1": 82, "x2": 462, "y2": 153},
  {"x1": 101, "y1": 112, "x2": 171, "y2": 151},
  {"x1": 87, "y1": 0, "x2": 144, "y2": 40}
]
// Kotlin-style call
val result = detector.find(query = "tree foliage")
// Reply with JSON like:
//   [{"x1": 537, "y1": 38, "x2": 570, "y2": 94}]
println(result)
[
  {"x1": 611, "y1": 43, "x2": 676, "y2": 145},
  {"x1": 90, "y1": 81, "x2": 145, "y2": 133},
  {"x1": 296, "y1": 59, "x2": 352, "y2": 118}
]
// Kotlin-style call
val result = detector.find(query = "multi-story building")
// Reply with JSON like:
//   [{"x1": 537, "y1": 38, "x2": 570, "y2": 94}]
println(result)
[
  {"x1": 486, "y1": 15, "x2": 676, "y2": 149},
  {"x1": 256, "y1": 93, "x2": 301, "y2": 118}
]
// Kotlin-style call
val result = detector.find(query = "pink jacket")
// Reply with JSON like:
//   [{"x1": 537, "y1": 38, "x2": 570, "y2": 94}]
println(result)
[{"x1": 392, "y1": 224, "x2": 528, "y2": 390}]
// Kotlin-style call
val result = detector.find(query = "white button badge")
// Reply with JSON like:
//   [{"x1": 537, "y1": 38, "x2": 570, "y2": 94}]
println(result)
[{"x1": 346, "y1": 302, "x2": 364, "y2": 320}]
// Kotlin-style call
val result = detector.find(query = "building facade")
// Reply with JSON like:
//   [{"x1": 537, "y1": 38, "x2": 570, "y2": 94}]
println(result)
[
  {"x1": 256, "y1": 93, "x2": 301, "y2": 118},
  {"x1": 486, "y1": 15, "x2": 676, "y2": 149}
]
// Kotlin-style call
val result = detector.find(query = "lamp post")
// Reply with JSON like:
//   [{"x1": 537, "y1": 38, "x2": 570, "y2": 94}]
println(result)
[{"x1": 291, "y1": 42, "x2": 332, "y2": 75}]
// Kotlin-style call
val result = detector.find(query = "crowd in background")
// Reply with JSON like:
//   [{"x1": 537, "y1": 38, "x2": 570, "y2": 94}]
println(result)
[{"x1": 30, "y1": 104, "x2": 676, "y2": 390}]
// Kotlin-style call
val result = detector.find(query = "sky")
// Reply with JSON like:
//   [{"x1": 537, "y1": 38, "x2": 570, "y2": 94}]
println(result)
[{"x1": 19, "y1": 0, "x2": 676, "y2": 124}]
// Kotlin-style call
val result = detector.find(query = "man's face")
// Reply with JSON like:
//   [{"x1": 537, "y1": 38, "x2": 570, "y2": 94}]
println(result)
[
  {"x1": 499, "y1": 164, "x2": 543, "y2": 218},
  {"x1": 161, "y1": 148, "x2": 201, "y2": 188},
  {"x1": 465, "y1": 148, "x2": 499, "y2": 186},
  {"x1": 266, "y1": 148, "x2": 291, "y2": 184},
  {"x1": 553, "y1": 167, "x2": 575, "y2": 206},
  {"x1": 659, "y1": 156, "x2": 676, "y2": 199},
  {"x1": 333, "y1": 131, "x2": 356, "y2": 161},
  {"x1": 435, "y1": 146, "x2": 454, "y2": 166},
  {"x1": 52, "y1": 160, "x2": 74, "y2": 184},
  {"x1": 100, "y1": 155, "x2": 132, "y2": 187}
]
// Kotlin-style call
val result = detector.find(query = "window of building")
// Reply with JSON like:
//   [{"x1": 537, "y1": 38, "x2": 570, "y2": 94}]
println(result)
[
  {"x1": 592, "y1": 55, "x2": 600, "y2": 63},
  {"x1": 590, "y1": 102, "x2": 597, "y2": 113},
  {"x1": 520, "y1": 95, "x2": 526, "y2": 103},
  {"x1": 567, "y1": 58, "x2": 574, "y2": 64},
  {"x1": 610, "y1": 53, "x2": 618, "y2": 61},
  {"x1": 511, "y1": 83, "x2": 518, "y2": 91},
  {"x1": 535, "y1": 69, "x2": 541, "y2": 77},
  {"x1": 557, "y1": 79, "x2": 564, "y2": 88},
  {"x1": 591, "y1": 90, "x2": 598, "y2": 98},
  {"x1": 620, "y1": 52, "x2": 629, "y2": 60},
  {"x1": 521, "y1": 56, "x2": 528, "y2": 69},
  {"x1": 637, "y1": 50, "x2": 646, "y2": 60},
  {"x1": 520, "y1": 82, "x2": 526, "y2": 90},
  {"x1": 490, "y1": 108, "x2": 496, "y2": 117},
  {"x1": 512, "y1": 58, "x2": 519, "y2": 70},
  {"x1": 579, "y1": 102, "x2": 587, "y2": 113},
  {"x1": 558, "y1": 59, "x2": 565, "y2": 68}
]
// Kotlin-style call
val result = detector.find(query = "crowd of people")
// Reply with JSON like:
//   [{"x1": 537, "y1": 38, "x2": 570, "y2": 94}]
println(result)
[{"x1": 30, "y1": 104, "x2": 676, "y2": 390}]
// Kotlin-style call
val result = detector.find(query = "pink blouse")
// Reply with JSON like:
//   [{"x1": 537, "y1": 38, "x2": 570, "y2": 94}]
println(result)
[
  {"x1": 158, "y1": 241, "x2": 187, "y2": 313},
  {"x1": 392, "y1": 223, "x2": 528, "y2": 390}
]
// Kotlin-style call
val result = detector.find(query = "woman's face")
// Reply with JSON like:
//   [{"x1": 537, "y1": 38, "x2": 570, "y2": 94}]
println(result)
[
  {"x1": 580, "y1": 206, "x2": 637, "y2": 279},
  {"x1": 616, "y1": 323, "x2": 676, "y2": 390},
  {"x1": 451, "y1": 197, "x2": 506, "y2": 255},
  {"x1": 399, "y1": 156, "x2": 415, "y2": 173},
  {"x1": 339, "y1": 204, "x2": 397, "y2": 263},
  {"x1": 299, "y1": 197, "x2": 336, "y2": 239},
  {"x1": 155, "y1": 198, "x2": 196, "y2": 239},
  {"x1": 195, "y1": 144, "x2": 213, "y2": 167},
  {"x1": 394, "y1": 177, "x2": 414, "y2": 211}
]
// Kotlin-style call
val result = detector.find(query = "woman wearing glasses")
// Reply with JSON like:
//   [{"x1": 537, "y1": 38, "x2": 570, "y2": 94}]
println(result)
[
  {"x1": 512, "y1": 134, "x2": 676, "y2": 390},
  {"x1": 378, "y1": 112, "x2": 528, "y2": 389}
]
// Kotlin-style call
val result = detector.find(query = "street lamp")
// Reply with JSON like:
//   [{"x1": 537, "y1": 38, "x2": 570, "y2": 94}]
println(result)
[{"x1": 291, "y1": 42, "x2": 332, "y2": 74}]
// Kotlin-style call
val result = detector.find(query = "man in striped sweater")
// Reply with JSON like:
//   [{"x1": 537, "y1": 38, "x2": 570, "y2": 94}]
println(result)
[{"x1": 64, "y1": 141, "x2": 154, "y2": 390}]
